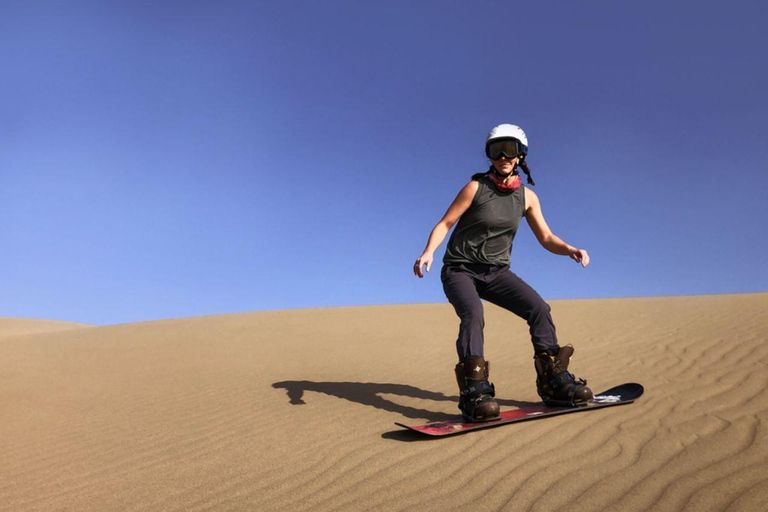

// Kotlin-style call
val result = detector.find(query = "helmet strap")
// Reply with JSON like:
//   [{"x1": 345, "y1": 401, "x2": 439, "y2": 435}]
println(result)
[{"x1": 489, "y1": 163, "x2": 519, "y2": 180}]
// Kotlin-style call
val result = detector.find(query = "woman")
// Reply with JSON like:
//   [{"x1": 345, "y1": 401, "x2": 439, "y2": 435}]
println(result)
[{"x1": 413, "y1": 124, "x2": 592, "y2": 422}]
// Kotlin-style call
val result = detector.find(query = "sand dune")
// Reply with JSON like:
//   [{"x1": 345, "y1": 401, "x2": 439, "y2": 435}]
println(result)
[
  {"x1": 0, "y1": 318, "x2": 92, "y2": 338},
  {"x1": 1, "y1": 293, "x2": 766, "y2": 511}
]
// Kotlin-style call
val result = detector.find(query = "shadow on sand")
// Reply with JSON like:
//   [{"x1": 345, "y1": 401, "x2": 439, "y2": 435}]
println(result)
[{"x1": 272, "y1": 380, "x2": 540, "y2": 440}]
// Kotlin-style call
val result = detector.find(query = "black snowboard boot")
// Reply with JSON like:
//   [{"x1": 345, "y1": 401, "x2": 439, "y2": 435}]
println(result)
[
  {"x1": 455, "y1": 356, "x2": 501, "y2": 422},
  {"x1": 533, "y1": 344, "x2": 593, "y2": 407}
]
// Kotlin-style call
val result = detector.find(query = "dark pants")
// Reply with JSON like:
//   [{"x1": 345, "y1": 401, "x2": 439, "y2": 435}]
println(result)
[{"x1": 441, "y1": 263, "x2": 558, "y2": 359}]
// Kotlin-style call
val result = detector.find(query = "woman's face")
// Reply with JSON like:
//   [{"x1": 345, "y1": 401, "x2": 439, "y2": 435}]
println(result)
[{"x1": 492, "y1": 155, "x2": 519, "y2": 175}]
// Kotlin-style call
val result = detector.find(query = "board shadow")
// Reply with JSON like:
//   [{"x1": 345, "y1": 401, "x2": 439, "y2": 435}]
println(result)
[{"x1": 272, "y1": 380, "x2": 540, "y2": 423}]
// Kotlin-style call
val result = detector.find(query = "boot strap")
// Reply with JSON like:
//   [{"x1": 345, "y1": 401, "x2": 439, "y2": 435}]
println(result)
[
  {"x1": 550, "y1": 371, "x2": 574, "y2": 389},
  {"x1": 462, "y1": 380, "x2": 496, "y2": 401},
  {"x1": 550, "y1": 371, "x2": 587, "y2": 390}
]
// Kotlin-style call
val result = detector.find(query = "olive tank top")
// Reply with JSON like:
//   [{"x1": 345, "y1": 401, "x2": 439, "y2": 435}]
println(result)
[{"x1": 443, "y1": 173, "x2": 526, "y2": 266}]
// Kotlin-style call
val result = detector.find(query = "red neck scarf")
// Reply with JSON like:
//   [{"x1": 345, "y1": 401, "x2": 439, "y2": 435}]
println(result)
[{"x1": 487, "y1": 172, "x2": 521, "y2": 192}]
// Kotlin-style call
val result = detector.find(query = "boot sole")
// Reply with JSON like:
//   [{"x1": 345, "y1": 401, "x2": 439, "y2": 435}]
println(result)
[
  {"x1": 541, "y1": 399, "x2": 589, "y2": 408},
  {"x1": 461, "y1": 413, "x2": 502, "y2": 423}
]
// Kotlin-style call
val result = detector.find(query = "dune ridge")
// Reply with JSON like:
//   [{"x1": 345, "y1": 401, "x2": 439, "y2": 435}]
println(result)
[{"x1": 1, "y1": 293, "x2": 766, "y2": 511}]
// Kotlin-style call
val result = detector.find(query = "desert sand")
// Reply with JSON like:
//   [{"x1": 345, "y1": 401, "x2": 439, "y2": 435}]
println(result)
[{"x1": 1, "y1": 293, "x2": 766, "y2": 511}]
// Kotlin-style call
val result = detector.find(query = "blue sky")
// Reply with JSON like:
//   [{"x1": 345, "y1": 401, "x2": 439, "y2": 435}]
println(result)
[{"x1": 2, "y1": 1, "x2": 766, "y2": 325}]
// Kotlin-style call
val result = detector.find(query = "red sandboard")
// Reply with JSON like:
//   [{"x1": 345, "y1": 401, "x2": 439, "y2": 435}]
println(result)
[{"x1": 395, "y1": 383, "x2": 643, "y2": 437}]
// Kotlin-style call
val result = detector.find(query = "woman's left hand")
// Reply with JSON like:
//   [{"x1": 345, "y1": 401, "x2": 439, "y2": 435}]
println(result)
[{"x1": 569, "y1": 248, "x2": 590, "y2": 267}]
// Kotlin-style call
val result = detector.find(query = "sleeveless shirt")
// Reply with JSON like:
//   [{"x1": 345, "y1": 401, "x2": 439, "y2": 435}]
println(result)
[{"x1": 443, "y1": 173, "x2": 526, "y2": 266}]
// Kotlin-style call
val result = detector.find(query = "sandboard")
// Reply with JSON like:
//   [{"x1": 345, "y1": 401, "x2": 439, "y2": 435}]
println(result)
[{"x1": 395, "y1": 383, "x2": 644, "y2": 437}]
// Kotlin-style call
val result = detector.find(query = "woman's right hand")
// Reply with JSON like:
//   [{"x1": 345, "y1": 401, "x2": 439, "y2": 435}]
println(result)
[
  {"x1": 413, "y1": 253, "x2": 434, "y2": 278},
  {"x1": 413, "y1": 180, "x2": 477, "y2": 280}
]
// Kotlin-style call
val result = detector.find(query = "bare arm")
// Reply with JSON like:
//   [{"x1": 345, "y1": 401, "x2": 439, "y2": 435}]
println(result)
[
  {"x1": 524, "y1": 187, "x2": 590, "y2": 267},
  {"x1": 413, "y1": 181, "x2": 479, "y2": 278}
]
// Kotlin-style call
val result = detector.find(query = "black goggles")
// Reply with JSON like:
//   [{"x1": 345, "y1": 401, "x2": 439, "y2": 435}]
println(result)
[{"x1": 486, "y1": 139, "x2": 527, "y2": 160}]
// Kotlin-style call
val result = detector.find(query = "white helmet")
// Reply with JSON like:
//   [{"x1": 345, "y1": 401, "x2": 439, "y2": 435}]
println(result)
[{"x1": 485, "y1": 124, "x2": 528, "y2": 159}]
